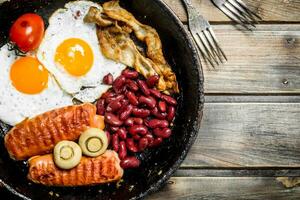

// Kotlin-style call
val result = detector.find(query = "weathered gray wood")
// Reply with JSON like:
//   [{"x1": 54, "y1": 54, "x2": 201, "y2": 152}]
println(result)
[
  {"x1": 175, "y1": 169, "x2": 300, "y2": 177},
  {"x1": 147, "y1": 177, "x2": 300, "y2": 200},
  {"x1": 205, "y1": 95, "x2": 300, "y2": 103},
  {"x1": 202, "y1": 25, "x2": 300, "y2": 94},
  {"x1": 162, "y1": 0, "x2": 300, "y2": 23},
  {"x1": 182, "y1": 103, "x2": 300, "y2": 167}
]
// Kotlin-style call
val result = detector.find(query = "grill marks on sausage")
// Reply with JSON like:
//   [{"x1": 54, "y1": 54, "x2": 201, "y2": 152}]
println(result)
[
  {"x1": 5, "y1": 103, "x2": 97, "y2": 160},
  {"x1": 28, "y1": 151, "x2": 123, "y2": 186}
]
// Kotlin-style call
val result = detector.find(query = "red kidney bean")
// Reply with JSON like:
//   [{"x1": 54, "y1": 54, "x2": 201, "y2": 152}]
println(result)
[
  {"x1": 139, "y1": 96, "x2": 156, "y2": 109},
  {"x1": 144, "y1": 134, "x2": 154, "y2": 145},
  {"x1": 96, "y1": 99, "x2": 106, "y2": 115},
  {"x1": 138, "y1": 137, "x2": 149, "y2": 151},
  {"x1": 158, "y1": 101, "x2": 167, "y2": 113},
  {"x1": 116, "y1": 128, "x2": 127, "y2": 140},
  {"x1": 125, "y1": 118, "x2": 143, "y2": 126},
  {"x1": 119, "y1": 104, "x2": 133, "y2": 121},
  {"x1": 149, "y1": 89, "x2": 162, "y2": 99},
  {"x1": 132, "y1": 107, "x2": 150, "y2": 118},
  {"x1": 167, "y1": 106, "x2": 176, "y2": 122},
  {"x1": 133, "y1": 118, "x2": 143, "y2": 125},
  {"x1": 146, "y1": 75, "x2": 159, "y2": 88},
  {"x1": 120, "y1": 98, "x2": 129, "y2": 106},
  {"x1": 137, "y1": 80, "x2": 150, "y2": 96},
  {"x1": 106, "y1": 100, "x2": 122, "y2": 113},
  {"x1": 118, "y1": 141, "x2": 127, "y2": 160},
  {"x1": 126, "y1": 91, "x2": 139, "y2": 106},
  {"x1": 105, "y1": 113, "x2": 123, "y2": 126},
  {"x1": 113, "y1": 75, "x2": 126, "y2": 93},
  {"x1": 161, "y1": 94, "x2": 177, "y2": 105},
  {"x1": 101, "y1": 91, "x2": 115, "y2": 99},
  {"x1": 122, "y1": 69, "x2": 139, "y2": 79},
  {"x1": 109, "y1": 126, "x2": 119, "y2": 133},
  {"x1": 153, "y1": 128, "x2": 172, "y2": 138},
  {"x1": 103, "y1": 73, "x2": 113, "y2": 85},
  {"x1": 126, "y1": 138, "x2": 138, "y2": 153},
  {"x1": 124, "y1": 118, "x2": 134, "y2": 126},
  {"x1": 105, "y1": 131, "x2": 111, "y2": 144},
  {"x1": 118, "y1": 99, "x2": 130, "y2": 116},
  {"x1": 132, "y1": 134, "x2": 141, "y2": 141},
  {"x1": 112, "y1": 134, "x2": 119, "y2": 152},
  {"x1": 126, "y1": 79, "x2": 139, "y2": 91},
  {"x1": 151, "y1": 107, "x2": 167, "y2": 119},
  {"x1": 149, "y1": 137, "x2": 163, "y2": 147},
  {"x1": 143, "y1": 118, "x2": 150, "y2": 127},
  {"x1": 120, "y1": 156, "x2": 140, "y2": 169},
  {"x1": 105, "y1": 94, "x2": 124, "y2": 104},
  {"x1": 146, "y1": 119, "x2": 169, "y2": 129},
  {"x1": 128, "y1": 125, "x2": 148, "y2": 135}
]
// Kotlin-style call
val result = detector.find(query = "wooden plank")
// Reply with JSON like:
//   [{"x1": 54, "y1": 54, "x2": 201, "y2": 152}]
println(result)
[
  {"x1": 202, "y1": 24, "x2": 300, "y2": 94},
  {"x1": 182, "y1": 103, "x2": 300, "y2": 167},
  {"x1": 147, "y1": 177, "x2": 300, "y2": 200},
  {"x1": 205, "y1": 95, "x2": 300, "y2": 103},
  {"x1": 175, "y1": 169, "x2": 300, "y2": 177},
  {"x1": 162, "y1": 0, "x2": 300, "y2": 23}
]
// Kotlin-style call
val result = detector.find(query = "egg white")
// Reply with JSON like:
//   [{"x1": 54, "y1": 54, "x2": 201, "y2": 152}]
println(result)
[
  {"x1": 0, "y1": 44, "x2": 73, "y2": 126},
  {"x1": 37, "y1": 0, "x2": 126, "y2": 102}
]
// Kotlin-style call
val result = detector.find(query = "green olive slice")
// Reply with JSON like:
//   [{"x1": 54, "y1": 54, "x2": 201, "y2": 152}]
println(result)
[
  {"x1": 79, "y1": 128, "x2": 108, "y2": 157},
  {"x1": 53, "y1": 141, "x2": 82, "y2": 170}
]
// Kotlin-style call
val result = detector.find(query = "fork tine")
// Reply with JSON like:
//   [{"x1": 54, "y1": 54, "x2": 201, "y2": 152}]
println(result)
[
  {"x1": 220, "y1": 5, "x2": 252, "y2": 31},
  {"x1": 235, "y1": 0, "x2": 262, "y2": 20},
  {"x1": 224, "y1": 2, "x2": 255, "y2": 28},
  {"x1": 203, "y1": 30, "x2": 224, "y2": 63},
  {"x1": 197, "y1": 32, "x2": 220, "y2": 65},
  {"x1": 208, "y1": 27, "x2": 227, "y2": 61},
  {"x1": 200, "y1": 49, "x2": 217, "y2": 68},
  {"x1": 191, "y1": 32, "x2": 217, "y2": 68},
  {"x1": 227, "y1": 0, "x2": 258, "y2": 24}
]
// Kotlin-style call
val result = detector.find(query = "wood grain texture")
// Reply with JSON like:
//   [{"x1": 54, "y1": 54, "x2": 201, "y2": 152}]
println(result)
[
  {"x1": 162, "y1": 0, "x2": 300, "y2": 23},
  {"x1": 205, "y1": 95, "x2": 300, "y2": 103},
  {"x1": 175, "y1": 169, "x2": 300, "y2": 177},
  {"x1": 202, "y1": 24, "x2": 300, "y2": 94},
  {"x1": 147, "y1": 177, "x2": 300, "y2": 200},
  {"x1": 182, "y1": 103, "x2": 300, "y2": 167}
]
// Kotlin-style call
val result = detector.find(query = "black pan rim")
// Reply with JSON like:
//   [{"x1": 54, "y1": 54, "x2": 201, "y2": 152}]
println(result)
[{"x1": 0, "y1": 0, "x2": 204, "y2": 199}]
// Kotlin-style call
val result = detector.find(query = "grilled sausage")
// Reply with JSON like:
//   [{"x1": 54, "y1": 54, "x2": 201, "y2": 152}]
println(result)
[
  {"x1": 28, "y1": 150, "x2": 123, "y2": 186},
  {"x1": 5, "y1": 103, "x2": 103, "y2": 160}
]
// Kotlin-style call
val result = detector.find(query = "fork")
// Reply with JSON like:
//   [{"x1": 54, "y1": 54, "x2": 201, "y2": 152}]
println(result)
[
  {"x1": 182, "y1": 0, "x2": 227, "y2": 68},
  {"x1": 211, "y1": 0, "x2": 262, "y2": 30}
]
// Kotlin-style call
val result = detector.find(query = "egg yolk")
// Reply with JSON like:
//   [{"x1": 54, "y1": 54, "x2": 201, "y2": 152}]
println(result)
[
  {"x1": 55, "y1": 38, "x2": 94, "y2": 76},
  {"x1": 10, "y1": 57, "x2": 49, "y2": 94}
]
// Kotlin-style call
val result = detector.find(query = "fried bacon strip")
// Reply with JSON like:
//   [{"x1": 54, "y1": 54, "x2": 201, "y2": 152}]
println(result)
[
  {"x1": 85, "y1": 1, "x2": 179, "y2": 93},
  {"x1": 103, "y1": 0, "x2": 165, "y2": 65},
  {"x1": 28, "y1": 150, "x2": 123, "y2": 186},
  {"x1": 5, "y1": 103, "x2": 102, "y2": 160},
  {"x1": 98, "y1": 26, "x2": 159, "y2": 80},
  {"x1": 83, "y1": 6, "x2": 113, "y2": 27}
]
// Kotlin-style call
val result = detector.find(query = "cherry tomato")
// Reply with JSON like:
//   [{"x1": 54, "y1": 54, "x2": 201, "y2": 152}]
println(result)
[{"x1": 9, "y1": 13, "x2": 45, "y2": 52}]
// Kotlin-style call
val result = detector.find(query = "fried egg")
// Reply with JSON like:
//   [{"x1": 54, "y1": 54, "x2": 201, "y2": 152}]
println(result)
[
  {"x1": 37, "y1": 1, "x2": 126, "y2": 102},
  {"x1": 0, "y1": 44, "x2": 73, "y2": 126}
]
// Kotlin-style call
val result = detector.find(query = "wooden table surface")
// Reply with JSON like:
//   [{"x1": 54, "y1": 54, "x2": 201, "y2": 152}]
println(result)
[
  {"x1": 1, "y1": 0, "x2": 300, "y2": 199},
  {"x1": 146, "y1": 0, "x2": 300, "y2": 199}
]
